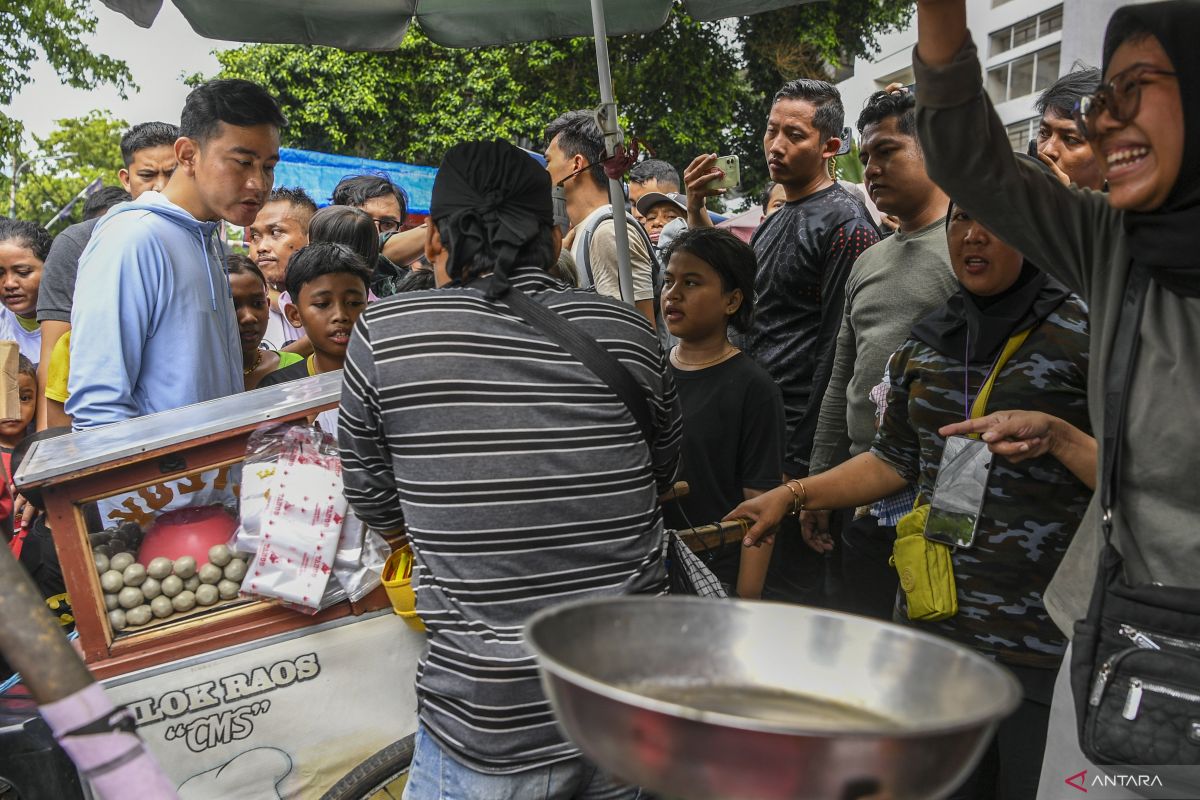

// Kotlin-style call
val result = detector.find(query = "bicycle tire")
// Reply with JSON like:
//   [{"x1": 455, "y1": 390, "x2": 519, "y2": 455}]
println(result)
[{"x1": 320, "y1": 734, "x2": 416, "y2": 800}]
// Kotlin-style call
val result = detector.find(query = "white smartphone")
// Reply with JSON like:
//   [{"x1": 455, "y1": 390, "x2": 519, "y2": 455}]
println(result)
[
  {"x1": 924, "y1": 436, "x2": 992, "y2": 549},
  {"x1": 706, "y1": 155, "x2": 740, "y2": 191}
]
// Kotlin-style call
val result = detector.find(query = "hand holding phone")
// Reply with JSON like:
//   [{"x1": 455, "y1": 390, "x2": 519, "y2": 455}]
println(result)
[{"x1": 706, "y1": 155, "x2": 740, "y2": 191}]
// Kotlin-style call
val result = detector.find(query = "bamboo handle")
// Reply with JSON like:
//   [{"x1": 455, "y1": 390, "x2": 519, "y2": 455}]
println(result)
[
  {"x1": 658, "y1": 481, "x2": 690, "y2": 504},
  {"x1": 673, "y1": 519, "x2": 749, "y2": 553}
]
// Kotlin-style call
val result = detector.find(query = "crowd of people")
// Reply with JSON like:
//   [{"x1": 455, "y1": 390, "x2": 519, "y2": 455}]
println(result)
[{"x1": 1, "y1": 0, "x2": 1195, "y2": 798}]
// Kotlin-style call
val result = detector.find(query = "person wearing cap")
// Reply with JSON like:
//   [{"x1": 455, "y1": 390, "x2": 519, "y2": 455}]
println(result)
[
  {"x1": 634, "y1": 190, "x2": 688, "y2": 246},
  {"x1": 338, "y1": 139, "x2": 681, "y2": 798}
]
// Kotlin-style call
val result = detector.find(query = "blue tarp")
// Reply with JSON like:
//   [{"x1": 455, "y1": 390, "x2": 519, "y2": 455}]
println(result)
[{"x1": 273, "y1": 147, "x2": 437, "y2": 215}]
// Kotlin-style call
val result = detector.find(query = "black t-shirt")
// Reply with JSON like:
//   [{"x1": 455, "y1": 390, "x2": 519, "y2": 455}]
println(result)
[
  {"x1": 256, "y1": 359, "x2": 310, "y2": 389},
  {"x1": 662, "y1": 353, "x2": 785, "y2": 585},
  {"x1": 741, "y1": 183, "x2": 879, "y2": 476}
]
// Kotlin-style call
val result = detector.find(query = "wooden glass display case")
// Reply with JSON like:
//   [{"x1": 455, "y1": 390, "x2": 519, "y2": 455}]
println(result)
[{"x1": 14, "y1": 374, "x2": 391, "y2": 680}]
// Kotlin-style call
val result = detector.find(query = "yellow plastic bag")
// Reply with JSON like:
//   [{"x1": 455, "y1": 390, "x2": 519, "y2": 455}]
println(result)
[{"x1": 890, "y1": 503, "x2": 957, "y2": 621}]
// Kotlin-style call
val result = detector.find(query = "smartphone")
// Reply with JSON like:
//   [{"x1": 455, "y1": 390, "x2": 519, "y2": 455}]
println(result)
[
  {"x1": 924, "y1": 436, "x2": 992, "y2": 549},
  {"x1": 706, "y1": 155, "x2": 740, "y2": 191},
  {"x1": 1027, "y1": 139, "x2": 1039, "y2": 158}
]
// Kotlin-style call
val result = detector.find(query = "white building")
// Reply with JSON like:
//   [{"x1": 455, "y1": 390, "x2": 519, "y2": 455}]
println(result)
[{"x1": 835, "y1": 0, "x2": 1151, "y2": 151}]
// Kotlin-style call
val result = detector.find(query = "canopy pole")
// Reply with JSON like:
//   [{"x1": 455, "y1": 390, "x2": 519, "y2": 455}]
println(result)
[{"x1": 589, "y1": 0, "x2": 637, "y2": 307}]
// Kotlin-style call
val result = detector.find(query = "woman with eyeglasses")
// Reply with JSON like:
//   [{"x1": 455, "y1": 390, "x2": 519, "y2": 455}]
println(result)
[{"x1": 906, "y1": 1, "x2": 1197, "y2": 797}]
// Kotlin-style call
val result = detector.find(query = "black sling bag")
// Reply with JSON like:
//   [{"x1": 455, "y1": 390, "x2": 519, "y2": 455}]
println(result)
[{"x1": 1070, "y1": 265, "x2": 1200, "y2": 774}]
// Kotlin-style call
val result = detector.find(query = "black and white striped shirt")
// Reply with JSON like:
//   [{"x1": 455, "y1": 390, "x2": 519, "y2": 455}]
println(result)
[{"x1": 339, "y1": 267, "x2": 681, "y2": 774}]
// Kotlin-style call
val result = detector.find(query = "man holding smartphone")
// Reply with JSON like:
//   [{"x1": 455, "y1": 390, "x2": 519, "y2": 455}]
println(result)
[{"x1": 685, "y1": 78, "x2": 879, "y2": 602}]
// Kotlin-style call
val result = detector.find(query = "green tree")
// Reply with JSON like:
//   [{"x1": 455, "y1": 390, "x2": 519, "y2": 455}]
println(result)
[
  {"x1": 203, "y1": 10, "x2": 747, "y2": 182},
  {"x1": 5, "y1": 111, "x2": 127, "y2": 226},
  {"x1": 0, "y1": 1, "x2": 134, "y2": 106}
]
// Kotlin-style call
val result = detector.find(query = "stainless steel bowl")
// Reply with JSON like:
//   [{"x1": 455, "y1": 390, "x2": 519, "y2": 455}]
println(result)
[{"x1": 525, "y1": 597, "x2": 1021, "y2": 800}]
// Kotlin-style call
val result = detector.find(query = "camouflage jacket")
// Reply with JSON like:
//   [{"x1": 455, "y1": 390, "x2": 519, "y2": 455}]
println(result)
[{"x1": 871, "y1": 294, "x2": 1091, "y2": 668}]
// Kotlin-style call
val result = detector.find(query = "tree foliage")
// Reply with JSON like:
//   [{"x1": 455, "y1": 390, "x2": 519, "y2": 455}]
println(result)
[
  {"x1": 204, "y1": 11, "x2": 747, "y2": 184},
  {"x1": 202, "y1": 2, "x2": 910, "y2": 202},
  {"x1": 0, "y1": 1, "x2": 134, "y2": 107},
  {"x1": 1, "y1": 111, "x2": 126, "y2": 226}
]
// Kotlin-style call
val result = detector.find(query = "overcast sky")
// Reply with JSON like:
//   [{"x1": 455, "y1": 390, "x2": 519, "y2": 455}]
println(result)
[{"x1": 9, "y1": 2, "x2": 234, "y2": 140}]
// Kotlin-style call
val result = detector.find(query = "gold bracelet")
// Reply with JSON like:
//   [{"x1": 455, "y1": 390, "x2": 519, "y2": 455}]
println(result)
[
  {"x1": 786, "y1": 479, "x2": 808, "y2": 510},
  {"x1": 782, "y1": 482, "x2": 802, "y2": 517}
]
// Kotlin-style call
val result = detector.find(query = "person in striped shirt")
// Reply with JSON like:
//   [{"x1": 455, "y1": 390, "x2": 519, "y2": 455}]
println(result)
[{"x1": 339, "y1": 139, "x2": 681, "y2": 798}]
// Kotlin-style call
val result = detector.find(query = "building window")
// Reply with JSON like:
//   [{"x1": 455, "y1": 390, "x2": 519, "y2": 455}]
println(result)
[
  {"x1": 986, "y1": 44, "x2": 1062, "y2": 104},
  {"x1": 989, "y1": 5, "x2": 1064, "y2": 57},
  {"x1": 1005, "y1": 117, "x2": 1039, "y2": 151}
]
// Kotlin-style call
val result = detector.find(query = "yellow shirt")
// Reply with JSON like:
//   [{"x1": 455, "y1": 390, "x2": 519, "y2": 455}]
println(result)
[{"x1": 45, "y1": 332, "x2": 71, "y2": 403}]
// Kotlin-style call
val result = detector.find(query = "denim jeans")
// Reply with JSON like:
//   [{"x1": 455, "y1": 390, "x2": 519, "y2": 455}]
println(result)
[{"x1": 402, "y1": 724, "x2": 642, "y2": 800}]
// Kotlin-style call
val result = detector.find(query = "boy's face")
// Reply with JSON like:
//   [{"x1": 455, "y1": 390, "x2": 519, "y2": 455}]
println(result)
[
  {"x1": 0, "y1": 373, "x2": 36, "y2": 441},
  {"x1": 180, "y1": 121, "x2": 280, "y2": 226},
  {"x1": 248, "y1": 201, "x2": 309, "y2": 288},
  {"x1": 284, "y1": 273, "x2": 367, "y2": 363},
  {"x1": 119, "y1": 145, "x2": 177, "y2": 198},
  {"x1": 1091, "y1": 35, "x2": 1183, "y2": 212},
  {"x1": 641, "y1": 202, "x2": 685, "y2": 244}
]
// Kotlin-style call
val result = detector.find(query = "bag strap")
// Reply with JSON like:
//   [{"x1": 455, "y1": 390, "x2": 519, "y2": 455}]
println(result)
[
  {"x1": 968, "y1": 327, "x2": 1033, "y2": 423},
  {"x1": 1100, "y1": 266, "x2": 1151, "y2": 539},
  {"x1": 497, "y1": 285, "x2": 656, "y2": 448}
]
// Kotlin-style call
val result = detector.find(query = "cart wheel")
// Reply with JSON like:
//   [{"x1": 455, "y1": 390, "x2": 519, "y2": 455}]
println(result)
[{"x1": 320, "y1": 735, "x2": 415, "y2": 800}]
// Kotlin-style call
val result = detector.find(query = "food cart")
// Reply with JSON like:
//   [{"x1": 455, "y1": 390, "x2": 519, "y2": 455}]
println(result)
[{"x1": 10, "y1": 373, "x2": 424, "y2": 799}]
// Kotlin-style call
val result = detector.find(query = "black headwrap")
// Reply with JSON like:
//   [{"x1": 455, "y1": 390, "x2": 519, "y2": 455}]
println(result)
[
  {"x1": 1105, "y1": 1, "x2": 1200, "y2": 297},
  {"x1": 429, "y1": 140, "x2": 555, "y2": 298},
  {"x1": 913, "y1": 185, "x2": 1070, "y2": 363}
]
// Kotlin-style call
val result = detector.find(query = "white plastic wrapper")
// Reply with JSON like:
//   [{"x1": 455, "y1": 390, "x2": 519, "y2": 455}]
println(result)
[{"x1": 243, "y1": 426, "x2": 344, "y2": 612}]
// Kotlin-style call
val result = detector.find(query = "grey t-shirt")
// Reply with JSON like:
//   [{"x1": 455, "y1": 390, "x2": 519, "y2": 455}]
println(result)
[
  {"x1": 37, "y1": 217, "x2": 100, "y2": 324},
  {"x1": 809, "y1": 218, "x2": 958, "y2": 473},
  {"x1": 915, "y1": 37, "x2": 1200, "y2": 632}
]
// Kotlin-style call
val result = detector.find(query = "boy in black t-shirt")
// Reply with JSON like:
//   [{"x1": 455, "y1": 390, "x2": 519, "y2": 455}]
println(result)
[
  {"x1": 659, "y1": 228, "x2": 785, "y2": 599},
  {"x1": 257, "y1": 242, "x2": 371, "y2": 392}
]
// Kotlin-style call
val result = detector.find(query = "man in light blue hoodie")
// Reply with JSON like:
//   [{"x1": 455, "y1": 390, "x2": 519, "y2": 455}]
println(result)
[{"x1": 68, "y1": 79, "x2": 287, "y2": 429}]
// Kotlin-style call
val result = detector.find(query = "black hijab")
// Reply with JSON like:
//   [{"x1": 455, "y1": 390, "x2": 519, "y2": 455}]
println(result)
[
  {"x1": 429, "y1": 140, "x2": 555, "y2": 298},
  {"x1": 911, "y1": 194, "x2": 1071, "y2": 363},
  {"x1": 1105, "y1": 1, "x2": 1200, "y2": 297}
]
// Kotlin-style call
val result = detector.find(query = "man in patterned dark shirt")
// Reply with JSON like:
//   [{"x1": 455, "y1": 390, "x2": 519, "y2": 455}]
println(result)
[{"x1": 685, "y1": 79, "x2": 879, "y2": 600}]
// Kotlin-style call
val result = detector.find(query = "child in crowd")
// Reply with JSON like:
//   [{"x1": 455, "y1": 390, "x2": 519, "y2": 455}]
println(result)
[
  {"x1": 257, "y1": 242, "x2": 370, "y2": 408},
  {"x1": 247, "y1": 187, "x2": 317, "y2": 351},
  {"x1": 226, "y1": 254, "x2": 305, "y2": 390},
  {"x1": 0, "y1": 356, "x2": 37, "y2": 538},
  {"x1": 658, "y1": 228, "x2": 785, "y2": 599},
  {"x1": 0, "y1": 221, "x2": 50, "y2": 366},
  {"x1": 634, "y1": 191, "x2": 688, "y2": 246},
  {"x1": 309, "y1": 204, "x2": 406, "y2": 296}
]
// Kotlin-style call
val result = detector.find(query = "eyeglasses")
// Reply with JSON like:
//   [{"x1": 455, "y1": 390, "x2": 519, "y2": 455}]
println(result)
[
  {"x1": 372, "y1": 217, "x2": 403, "y2": 234},
  {"x1": 1073, "y1": 65, "x2": 1179, "y2": 140}
]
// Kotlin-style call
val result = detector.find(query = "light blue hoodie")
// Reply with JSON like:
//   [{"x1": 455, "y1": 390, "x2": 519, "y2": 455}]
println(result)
[{"x1": 67, "y1": 191, "x2": 243, "y2": 429}]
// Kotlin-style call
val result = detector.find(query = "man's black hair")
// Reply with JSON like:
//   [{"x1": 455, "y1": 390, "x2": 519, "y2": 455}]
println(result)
[
  {"x1": 856, "y1": 89, "x2": 918, "y2": 138},
  {"x1": 268, "y1": 186, "x2": 318, "y2": 217},
  {"x1": 0, "y1": 219, "x2": 52, "y2": 262},
  {"x1": 773, "y1": 78, "x2": 845, "y2": 142},
  {"x1": 1036, "y1": 67, "x2": 1101, "y2": 119},
  {"x1": 83, "y1": 186, "x2": 132, "y2": 220},
  {"x1": 225, "y1": 252, "x2": 267, "y2": 289},
  {"x1": 309, "y1": 205, "x2": 380, "y2": 266},
  {"x1": 331, "y1": 175, "x2": 408, "y2": 223},
  {"x1": 545, "y1": 110, "x2": 607, "y2": 189},
  {"x1": 284, "y1": 241, "x2": 372, "y2": 302},
  {"x1": 179, "y1": 79, "x2": 287, "y2": 146},
  {"x1": 119, "y1": 122, "x2": 179, "y2": 166},
  {"x1": 629, "y1": 159, "x2": 680, "y2": 190},
  {"x1": 662, "y1": 227, "x2": 758, "y2": 333}
]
